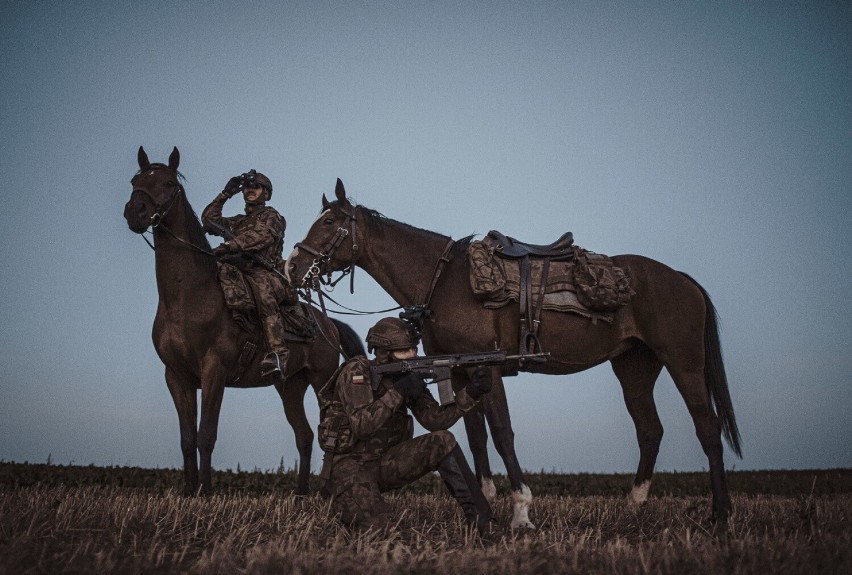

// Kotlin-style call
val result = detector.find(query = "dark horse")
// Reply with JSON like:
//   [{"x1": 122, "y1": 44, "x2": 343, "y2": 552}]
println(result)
[
  {"x1": 286, "y1": 179, "x2": 742, "y2": 525},
  {"x1": 123, "y1": 148, "x2": 363, "y2": 496}
]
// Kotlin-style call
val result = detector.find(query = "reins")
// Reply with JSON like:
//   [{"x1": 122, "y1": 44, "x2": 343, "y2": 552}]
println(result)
[
  {"x1": 139, "y1": 188, "x2": 216, "y2": 258},
  {"x1": 295, "y1": 203, "x2": 457, "y2": 322}
]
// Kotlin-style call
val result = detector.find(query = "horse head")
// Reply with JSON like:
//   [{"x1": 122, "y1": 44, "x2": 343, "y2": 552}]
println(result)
[
  {"x1": 286, "y1": 178, "x2": 359, "y2": 288},
  {"x1": 124, "y1": 146, "x2": 183, "y2": 233}
]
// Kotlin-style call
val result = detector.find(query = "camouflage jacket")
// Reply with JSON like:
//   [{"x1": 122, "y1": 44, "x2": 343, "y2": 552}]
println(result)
[
  {"x1": 202, "y1": 194, "x2": 286, "y2": 265},
  {"x1": 324, "y1": 356, "x2": 478, "y2": 456}
]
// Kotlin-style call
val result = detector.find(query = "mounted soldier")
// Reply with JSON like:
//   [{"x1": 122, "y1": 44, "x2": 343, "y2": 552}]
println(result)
[
  {"x1": 202, "y1": 169, "x2": 292, "y2": 378},
  {"x1": 318, "y1": 317, "x2": 496, "y2": 534}
]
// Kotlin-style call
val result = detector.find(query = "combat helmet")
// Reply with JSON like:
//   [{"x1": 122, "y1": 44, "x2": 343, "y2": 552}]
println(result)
[
  {"x1": 241, "y1": 169, "x2": 273, "y2": 200},
  {"x1": 366, "y1": 317, "x2": 419, "y2": 353}
]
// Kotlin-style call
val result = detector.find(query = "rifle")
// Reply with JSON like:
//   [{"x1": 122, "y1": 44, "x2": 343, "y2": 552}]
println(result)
[
  {"x1": 204, "y1": 219, "x2": 289, "y2": 282},
  {"x1": 369, "y1": 350, "x2": 549, "y2": 406}
]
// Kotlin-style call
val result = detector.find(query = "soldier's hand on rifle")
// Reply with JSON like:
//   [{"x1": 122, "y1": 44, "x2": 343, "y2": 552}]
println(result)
[
  {"x1": 465, "y1": 367, "x2": 493, "y2": 400},
  {"x1": 221, "y1": 176, "x2": 242, "y2": 199},
  {"x1": 392, "y1": 372, "x2": 427, "y2": 404}
]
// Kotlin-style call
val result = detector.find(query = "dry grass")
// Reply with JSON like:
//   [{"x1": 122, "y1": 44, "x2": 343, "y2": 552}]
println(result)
[{"x1": 1, "y1": 482, "x2": 850, "y2": 574}]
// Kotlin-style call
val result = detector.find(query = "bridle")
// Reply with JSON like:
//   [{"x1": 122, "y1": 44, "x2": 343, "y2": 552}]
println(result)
[
  {"x1": 294, "y1": 202, "x2": 360, "y2": 294},
  {"x1": 130, "y1": 166, "x2": 213, "y2": 256},
  {"x1": 293, "y1": 202, "x2": 455, "y2": 320},
  {"x1": 293, "y1": 203, "x2": 404, "y2": 317}
]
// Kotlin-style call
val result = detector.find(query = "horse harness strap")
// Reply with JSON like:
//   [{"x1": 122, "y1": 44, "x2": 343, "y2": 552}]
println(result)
[
  {"x1": 486, "y1": 230, "x2": 574, "y2": 356},
  {"x1": 519, "y1": 256, "x2": 550, "y2": 355},
  {"x1": 295, "y1": 204, "x2": 358, "y2": 291},
  {"x1": 421, "y1": 239, "x2": 456, "y2": 310}
]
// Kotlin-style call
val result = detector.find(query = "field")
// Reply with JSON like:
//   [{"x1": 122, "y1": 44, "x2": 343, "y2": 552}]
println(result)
[{"x1": 1, "y1": 463, "x2": 850, "y2": 574}]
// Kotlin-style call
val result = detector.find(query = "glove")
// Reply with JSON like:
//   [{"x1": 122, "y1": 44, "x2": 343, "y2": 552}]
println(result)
[
  {"x1": 213, "y1": 243, "x2": 234, "y2": 257},
  {"x1": 221, "y1": 176, "x2": 242, "y2": 198},
  {"x1": 465, "y1": 367, "x2": 492, "y2": 400},
  {"x1": 393, "y1": 372, "x2": 427, "y2": 404}
]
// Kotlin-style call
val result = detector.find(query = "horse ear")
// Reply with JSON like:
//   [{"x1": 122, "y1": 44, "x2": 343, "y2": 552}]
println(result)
[
  {"x1": 168, "y1": 147, "x2": 180, "y2": 170},
  {"x1": 138, "y1": 146, "x2": 150, "y2": 170},
  {"x1": 335, "y1": 178, "x2": 350, "y2": 208},
  {"x1": 322, "y1": 193, "x2": 330, "y2": 209}
]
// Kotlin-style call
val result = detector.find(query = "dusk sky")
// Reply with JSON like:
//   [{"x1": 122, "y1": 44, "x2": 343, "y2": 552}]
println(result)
[{"x1": 1, "y1": 1, "x2": 849, "y2": 476}]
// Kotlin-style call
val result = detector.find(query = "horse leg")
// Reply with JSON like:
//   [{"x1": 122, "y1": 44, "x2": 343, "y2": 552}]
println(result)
[
  {"x1": 197, "y1": 369, "x2": 226, "y2": 496},
  {"x1": 669, "y1": 367, "x2": 731, "y2": 521},
  {"x1": 462, "y1": 407, "x2": 496, "y2": 501},
  {"x1": 165, "y1": 368, "x2": 199, "y2": 495},
  {"x1": 610, "y1": 344, "x2": 664, "y2": 506},
  {"x1": 275, "y1": 370, "x2": 313, "y2": 497},
  {"x1": 482, "y1": 372, "x2": 535, "y2": 530}
]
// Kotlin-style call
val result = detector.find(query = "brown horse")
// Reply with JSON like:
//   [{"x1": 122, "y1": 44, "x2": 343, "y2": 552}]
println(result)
[
  {"x1": 123, "y1": 148, "x2": 363, "y2": 496},
  {"x1": 286, "y1": 179, "x2": 742, "y2": 525}
]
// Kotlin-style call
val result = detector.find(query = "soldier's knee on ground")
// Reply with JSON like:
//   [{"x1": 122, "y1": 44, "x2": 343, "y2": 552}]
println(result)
[
  {"x1": 332, "y1": 489, "x2": 391, "y2": 531},
  {"x1": 329, "y1": 464, "x2": 390, "y2": 530}
]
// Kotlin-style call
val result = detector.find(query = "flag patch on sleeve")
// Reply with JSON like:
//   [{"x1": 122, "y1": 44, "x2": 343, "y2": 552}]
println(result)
[{"x1": 352, "y1": 375, "x2": 365, "y2": 385}]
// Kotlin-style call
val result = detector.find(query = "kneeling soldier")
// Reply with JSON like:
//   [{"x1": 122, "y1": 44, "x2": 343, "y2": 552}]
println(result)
[{"x1": 318, "y1": 317, "x2": 495, "y2": 534}]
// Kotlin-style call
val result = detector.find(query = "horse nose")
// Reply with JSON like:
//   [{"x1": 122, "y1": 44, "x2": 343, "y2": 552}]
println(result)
[
  {"x1": 127, "y1": 193, "x2": 149, "y2": 217},
  {"x1": 124, "y1": 194, "x2": 151, "y2": 232}
]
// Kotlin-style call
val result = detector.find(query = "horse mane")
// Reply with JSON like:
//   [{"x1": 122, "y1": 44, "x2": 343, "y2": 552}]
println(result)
[
  {"x1": 326, "y1": 198, "x2": 475, "y2": 262},
  {"x1": 180, "y1": 195, "x2": 213, "y2": 253},
  {"x1": 328, "y1": 198, "x2": 456, "y2": 244}
]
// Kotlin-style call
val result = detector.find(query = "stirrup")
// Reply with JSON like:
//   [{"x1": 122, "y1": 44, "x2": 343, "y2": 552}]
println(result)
[{"x1": 260, "y1": 352, "x2": 284, "y2": 377}]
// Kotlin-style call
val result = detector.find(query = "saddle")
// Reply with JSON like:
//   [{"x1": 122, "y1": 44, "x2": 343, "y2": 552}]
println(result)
[
  {"x1": 470, "y1": 230, "x2": 634, "y2": 357},
  {"x1": 230, "y1": 302, "x2": 317, "y2": 344},
  {"x1": 482, "y1": 230, "x2": 577, "y2": 356},
  {"x1": 486, "y1": 230, "x2": 575, "y2": 259}
]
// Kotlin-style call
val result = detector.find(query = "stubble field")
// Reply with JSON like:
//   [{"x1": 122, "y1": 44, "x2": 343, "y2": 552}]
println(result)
[{"x1": 1, "y1": 463, "x2": 849, "y2": 574}]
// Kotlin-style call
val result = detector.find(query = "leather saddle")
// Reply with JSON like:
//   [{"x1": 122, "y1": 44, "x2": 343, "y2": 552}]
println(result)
[{"x1": 486, "y1": 230, "x2": 575, "y2": 259}]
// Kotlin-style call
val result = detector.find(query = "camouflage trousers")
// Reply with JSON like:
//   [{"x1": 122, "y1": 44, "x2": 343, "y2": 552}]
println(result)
[
  {"x1": 324, "y1": 430, "x2": 458, "y2": 530},
  {"x1": 217, "y1": 262, "x2": 292, "y2": 316}
]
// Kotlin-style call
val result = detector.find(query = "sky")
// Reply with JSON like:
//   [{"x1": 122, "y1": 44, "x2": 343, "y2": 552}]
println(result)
[{"x1": 1, "y1": 1, "x2": 850, "y2": 477}]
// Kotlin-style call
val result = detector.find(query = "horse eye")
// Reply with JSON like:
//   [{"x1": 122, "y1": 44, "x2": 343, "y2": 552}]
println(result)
[
  {"x1": 167, "y1": 180, "x2": 176, "y2": 188},
  {"x1": 323, "y1": 217, "x2": 334, "y2": 225}
]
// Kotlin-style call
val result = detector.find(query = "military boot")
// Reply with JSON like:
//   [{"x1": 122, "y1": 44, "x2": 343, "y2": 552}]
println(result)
[
  {"x1": 437, "y1": 445, "x2": 495, "y2": 536},
  {"x1": 260, "y1": 314, "x2": 290, "y2": 377}
]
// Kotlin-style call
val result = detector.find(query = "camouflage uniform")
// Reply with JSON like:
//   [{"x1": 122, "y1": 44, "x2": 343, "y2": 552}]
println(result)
[
  {"x1": 202, "y1": 176, "x2": 293, "y2": 375},
  {"x1": 319, "y1": 355, "x2": 486, "y2": 530}
]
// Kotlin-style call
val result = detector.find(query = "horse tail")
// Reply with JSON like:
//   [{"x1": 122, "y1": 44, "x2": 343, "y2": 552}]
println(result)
[
  {"x1": 330, "y1": 319, "x2": 366, "y2": 362},
  {"x1": 682, "y1": 274, "x2": 743, "y2": 458}
]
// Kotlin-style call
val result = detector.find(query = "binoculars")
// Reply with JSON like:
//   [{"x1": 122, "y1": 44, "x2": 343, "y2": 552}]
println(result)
[{"x1": 238, "y1": 171, "x2": 258, "y2": 191}]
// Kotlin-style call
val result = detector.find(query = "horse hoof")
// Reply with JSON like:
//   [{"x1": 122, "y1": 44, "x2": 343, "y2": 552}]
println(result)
[{"x1": 510, "y1": 519, "x2": 537, "y2": 531}]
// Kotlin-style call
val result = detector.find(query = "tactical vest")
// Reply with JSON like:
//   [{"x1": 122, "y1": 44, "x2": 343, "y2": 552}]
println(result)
[
  {"x1": 317, "y1": 365, "x2": 356, "y2": 454},
  {"x1": 317, "y1": 367, "x2": 413, "y2": 455}
]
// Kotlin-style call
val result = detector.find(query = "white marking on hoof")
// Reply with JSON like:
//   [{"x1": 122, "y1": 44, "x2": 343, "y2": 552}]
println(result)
[
  {"x1": 481, "y1": 477, "x2": 497, "y2": 503},
  {"x1": 628, "y1": 480, "x2": 652, "y2": 505},
  {"x1": 510, "y1": 483, "x2": 536, "y2": 530}
]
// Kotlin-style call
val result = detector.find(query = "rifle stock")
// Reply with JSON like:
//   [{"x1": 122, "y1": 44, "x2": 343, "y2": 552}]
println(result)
[{"x1": 369, "y1": 350, "x2": 549, "y2": 405}]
